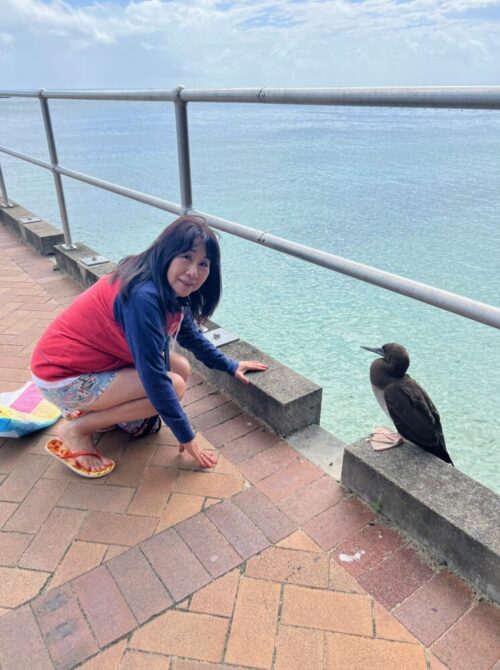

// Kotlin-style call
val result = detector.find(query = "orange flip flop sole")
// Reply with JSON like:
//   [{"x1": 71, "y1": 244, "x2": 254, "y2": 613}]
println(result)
[{"x1": 45, "y1": 439, "x2": 115, "y2": 478}]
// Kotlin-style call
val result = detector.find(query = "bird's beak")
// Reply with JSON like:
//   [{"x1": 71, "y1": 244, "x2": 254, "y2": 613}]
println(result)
[{"x1": 361, "y1": 346, "x2": 385, "y2": 357}]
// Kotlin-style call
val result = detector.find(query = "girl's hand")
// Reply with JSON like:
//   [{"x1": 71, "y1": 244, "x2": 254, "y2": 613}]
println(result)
[
  {"x1": 178, "y1": 439, "x2": 218, "y2": 468},
  {"x1": 235, "y1": 360, "x2": 269, "y2": 385}
]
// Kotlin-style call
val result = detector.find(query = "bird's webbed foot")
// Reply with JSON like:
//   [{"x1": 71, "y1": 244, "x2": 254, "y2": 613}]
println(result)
[{"x1": 369, "y1": 426, "x2": 403, "y2": 451}]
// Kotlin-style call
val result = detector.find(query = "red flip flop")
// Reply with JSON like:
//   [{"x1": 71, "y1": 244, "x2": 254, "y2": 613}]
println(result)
[{"x1": 45, "y1": 439, "x2": 115, "y2": 478}]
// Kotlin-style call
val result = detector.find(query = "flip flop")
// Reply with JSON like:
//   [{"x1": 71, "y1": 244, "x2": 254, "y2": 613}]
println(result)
[{"x1": 45, "y1": 439, "x2": 115, "y2": 478}]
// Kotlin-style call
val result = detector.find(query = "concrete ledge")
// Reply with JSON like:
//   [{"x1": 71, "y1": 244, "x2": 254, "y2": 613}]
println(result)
[
  {"x1": 341, "y1": 438, "x2": 500, "y2": 603},
  {"x1": 0, "y1": 202, "x2": 64, "y2": 254},
  {"x1": 288, "y1": 424, "x2": 346, "y2": 480},
  {"x1": 184, "y1": 323, "x2": 322, "y2": 438},
  {"x1": 54, "y1": 242, "x2": 116, "y2": 287}
]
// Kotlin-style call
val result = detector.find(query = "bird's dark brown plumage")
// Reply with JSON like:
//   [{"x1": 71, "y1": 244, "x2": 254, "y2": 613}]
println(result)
[{"x1": 362, "y1": 343, "x2": 453, "y2": 465}]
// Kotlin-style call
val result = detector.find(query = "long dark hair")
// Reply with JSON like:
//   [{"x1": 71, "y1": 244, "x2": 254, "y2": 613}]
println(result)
[{"x1": 111, "y1": 215, "x2": 222, "y2": 322}]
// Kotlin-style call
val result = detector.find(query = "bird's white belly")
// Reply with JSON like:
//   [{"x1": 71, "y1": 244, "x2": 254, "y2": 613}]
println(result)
[{"x1": 372, "y1": 385, "x2": 391, "y2": 419}]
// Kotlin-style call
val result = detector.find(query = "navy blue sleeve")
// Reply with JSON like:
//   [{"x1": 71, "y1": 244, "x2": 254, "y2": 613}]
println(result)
[
  {"x1": 177, "y1": 308, "x2": 239, "y2": 375},
  {"x1": 114, "y1": 283, "x2": 196, "y2": 444}
]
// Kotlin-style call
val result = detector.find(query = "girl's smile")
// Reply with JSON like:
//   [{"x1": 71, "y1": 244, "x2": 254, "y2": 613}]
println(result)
[{"x1": 167, "y1": 240, "x2": 210, "y2": 297}]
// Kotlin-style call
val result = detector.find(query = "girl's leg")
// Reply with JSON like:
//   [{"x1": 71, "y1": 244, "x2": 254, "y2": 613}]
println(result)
[
  {"x1": 57, "y1": 367, "x2": 186, "y2": 472},
  {"x1": 169, "y1": 351, "x2": 191, "y2": 382}
]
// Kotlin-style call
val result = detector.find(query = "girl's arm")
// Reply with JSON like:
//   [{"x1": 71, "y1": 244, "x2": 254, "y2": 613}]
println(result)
[
  {"x1": 115, "y1": 284, "x2": 196, "y2": 444},
  {"x1": 177, "y1": 309, "x2": 269, "y2": 381},
  {"x1": 176, "y1": 308, "x2": 239, "y2": 374}
]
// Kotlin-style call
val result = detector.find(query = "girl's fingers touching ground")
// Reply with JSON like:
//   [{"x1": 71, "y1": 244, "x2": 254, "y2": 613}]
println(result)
[{"x1": 179, "y1": 440, "x2": 217, "y2": 468}]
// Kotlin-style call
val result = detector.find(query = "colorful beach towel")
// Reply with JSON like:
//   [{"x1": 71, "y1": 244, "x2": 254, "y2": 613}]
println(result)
[{"x1": 0, "y1": 382, "x2": 61, "y2": 438}]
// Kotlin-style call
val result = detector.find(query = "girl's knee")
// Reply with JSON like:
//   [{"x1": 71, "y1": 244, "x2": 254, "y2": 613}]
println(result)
[
  {"x1": 171, "y1": 353, "x2": 191, "y2": 381},
  {"x1": 169, "y1": 371, "x2": 186, "y2": 399}
]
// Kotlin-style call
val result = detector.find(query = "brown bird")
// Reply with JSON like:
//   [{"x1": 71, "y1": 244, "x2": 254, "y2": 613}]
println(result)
[{"x1": 361, "y1": 343, "x2": 453, "y2": 465}]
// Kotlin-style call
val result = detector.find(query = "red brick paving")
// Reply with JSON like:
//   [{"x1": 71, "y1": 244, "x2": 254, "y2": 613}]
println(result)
[
  {"x1": 18, "y1": 507, "x2": 87, "y2": 571},
  {"x1": 140, "y1": 528, "x2": 211, "y2": 600},
  {"x1": 175, "y1": 512, "x2": 242, "y2": 577},
  {"x1": 232, "y1": 486, "x2": 297, "y2": 543},
  {"x1": 431, "y1": 601, "x2": 500, "y2": 670},
  {"x1": 254, "y1": 456, "x2": 324, "y2": 502},
  {"x1": 0, "y1": 224, "x2": 498, "y2": 670},
  {"x1": 333, "y1": 521, "x2": 406, "y2": 577},
  {"x1": 0, "y1": 604, "x2": 53, "y2": 669},
  {"x1": 237, "y1": 441, "x2": 300, "y2": 483},
  {"x1": 32, "y1": 584, "x2": 99, "y2": 670},
  {"x1": 394, "y1": 570, "x2": 474, "y2": 646},
  {"x1": 278, "y1": 473, "x2": 347, "y2": 525},
  {"x1": 204, "y1": 411, "x2": 260, "y2": 446},
  {"x1": 358, "y1": 545, "x2": 435, "y2": 609},
  {"x1": 72, "y1": 565, "x2": 137, "y2": 646},
  {"x1": 220, "y1": 427, "x2": 282, "y2": 463},
  {"x1": 106, "y1": 545, "x2": 173, "y2": 623},
  {"x1": 205, "y1": 498, "x2": 270, "y2": 559},
  {"x1": 303, "y1": 495, "x2": 375, "y2": 550}
]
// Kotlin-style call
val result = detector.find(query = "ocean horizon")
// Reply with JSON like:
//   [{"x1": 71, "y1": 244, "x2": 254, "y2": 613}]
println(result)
[{"x1": 1, "y1": 97, "x2": 499, "y2": 493}]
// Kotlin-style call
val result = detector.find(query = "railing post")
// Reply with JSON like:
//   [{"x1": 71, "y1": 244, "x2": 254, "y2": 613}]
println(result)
[
  {"x1": 0, "y1": 162, "x2": 13, "y2": 207},
  {"x1": 38, "y1": 90, "x2": 76, "y2": 249},
  {"x1": 173, "y1": 85, "x2": 193, "y2": 214}
]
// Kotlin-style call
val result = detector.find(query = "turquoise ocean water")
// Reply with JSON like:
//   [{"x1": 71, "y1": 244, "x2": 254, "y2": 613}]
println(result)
[{"x1": 1, "y1": 98, "x2": 499, "y2": 492}]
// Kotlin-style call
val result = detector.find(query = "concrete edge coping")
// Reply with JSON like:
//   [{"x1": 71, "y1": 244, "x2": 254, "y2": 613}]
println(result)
[
  {"x1": 183, "y1": 320, "x2": 322, "y2": 438},
  {"x1": 0, "y1": 201, "x2": 64, "y2": 255},
  {"x1": 341, "y1": 438, "x2": 500, "y2": 604},
  {"x1": 287, "y1": 424, "x2": 346, "y2": 481}
]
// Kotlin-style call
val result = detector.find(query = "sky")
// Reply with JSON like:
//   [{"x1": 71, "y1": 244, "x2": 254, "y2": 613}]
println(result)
[{"x1": 0, "y1": 0, "x2": 500, "y2": 89}]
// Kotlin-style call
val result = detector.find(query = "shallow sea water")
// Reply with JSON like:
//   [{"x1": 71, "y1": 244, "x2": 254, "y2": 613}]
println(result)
[{"x1": 1, "y1": 99, "x2": 499, "y2": 492}]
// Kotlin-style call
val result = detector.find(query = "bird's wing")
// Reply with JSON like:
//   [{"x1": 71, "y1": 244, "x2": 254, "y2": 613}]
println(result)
[
  {"x1": 384, "y1": 380, "x2": 453, "y2": 464},
  {"x1": 384, "y1": 380, "x2": 440, "y2": 448}
]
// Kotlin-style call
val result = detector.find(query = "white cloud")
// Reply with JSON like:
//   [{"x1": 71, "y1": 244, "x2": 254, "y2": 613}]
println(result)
[
  {"x1": 0, "y1": 0, "x2": 499, "y2": 88},
  {"x1": 0, "y1": 32, "x2": 15, "y2": 44}
]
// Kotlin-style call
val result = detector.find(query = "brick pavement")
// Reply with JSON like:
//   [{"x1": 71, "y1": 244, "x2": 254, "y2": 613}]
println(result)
[{"x1": 0, "y1": 223, "x2": 499, "y2": 669}]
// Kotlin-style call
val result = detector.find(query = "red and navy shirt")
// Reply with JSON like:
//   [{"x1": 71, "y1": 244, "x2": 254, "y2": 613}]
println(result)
[{"x1": 31, "y1": 275, "x2": 238, "y2": 443}]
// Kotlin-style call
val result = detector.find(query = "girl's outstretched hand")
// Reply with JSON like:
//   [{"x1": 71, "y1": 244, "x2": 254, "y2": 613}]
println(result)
[
  {"x1": 235, "y1": 360, "x2": 269, "y2": 385},
  {"x1": 179, "y1": 439, "x2": 218, "y2": 468}
]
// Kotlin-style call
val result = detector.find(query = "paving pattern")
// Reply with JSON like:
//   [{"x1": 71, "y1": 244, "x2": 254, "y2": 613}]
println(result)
[{"x1": 0, "y1": 223, "x2": 499, "y2": 670}]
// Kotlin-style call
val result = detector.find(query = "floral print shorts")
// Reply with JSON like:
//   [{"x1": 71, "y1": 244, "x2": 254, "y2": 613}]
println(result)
[{"x1": 36, "y1": 371, "x2": 118, "y2": 418}]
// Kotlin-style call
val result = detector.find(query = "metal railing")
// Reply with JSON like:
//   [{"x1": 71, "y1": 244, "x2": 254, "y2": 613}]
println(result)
[{"x1": 1, "y1": 86, "x2": 500, "y2": 330}]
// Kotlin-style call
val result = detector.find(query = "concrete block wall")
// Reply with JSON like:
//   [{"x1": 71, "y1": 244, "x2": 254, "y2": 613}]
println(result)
[{"x1": 342, "y1": 439, "x2": 500, "y2": 604}]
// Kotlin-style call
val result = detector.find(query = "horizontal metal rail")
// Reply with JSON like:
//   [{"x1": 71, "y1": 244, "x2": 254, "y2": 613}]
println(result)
[
  {"x1": 193, "y1": 211, "x2": 500, "y2": 330},
  {"x1": 57, "y1": 166, "x2": 180, "y2": 215},
  {"x1": 0, "y1": 145, "x2": 52, "y2": 170},
  {"x1": 1, "y1": 146, "x2": 499, "y2": 328},
  {"x1": 0, "y1": 89, "x2": 175, "y2": 102},
  {"x1": 1, "y1": 86, "x2": 500, "y2": 109},
  {"x1": 1, "y1": 86, "x2": 499, "y2": 330},
  {"x1": 180, "y1": 87, "x2": 500, "y2": 110}
]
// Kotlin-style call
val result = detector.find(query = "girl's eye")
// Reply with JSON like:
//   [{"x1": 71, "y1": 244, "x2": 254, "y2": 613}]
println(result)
[
  {"x1": 200, "y1": 261, "x2": 210, "y2": 269},
  {"x1": 182, "y1": 254, "x2": 192, "y2": 261}
]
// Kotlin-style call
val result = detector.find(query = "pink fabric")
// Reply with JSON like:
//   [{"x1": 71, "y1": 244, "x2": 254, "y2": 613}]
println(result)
[{"x1": 10, "y1": 383, "x2": 44, "y2": 412}]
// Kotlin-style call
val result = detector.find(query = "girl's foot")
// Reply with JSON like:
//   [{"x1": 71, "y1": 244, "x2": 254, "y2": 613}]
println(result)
[{"x1": 58, "y1": 421, "x2": 114, "y2": 473}]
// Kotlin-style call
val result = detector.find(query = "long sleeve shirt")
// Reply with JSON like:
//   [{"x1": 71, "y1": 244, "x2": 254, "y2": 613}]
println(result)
[{"x1": 31, "y1": 275, "x2": 238, "y2": 443}]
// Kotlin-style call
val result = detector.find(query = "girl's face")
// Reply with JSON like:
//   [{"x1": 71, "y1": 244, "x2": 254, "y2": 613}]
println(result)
[{"x1": 167, "y1": 239, "x2": 211, "y2": 298}]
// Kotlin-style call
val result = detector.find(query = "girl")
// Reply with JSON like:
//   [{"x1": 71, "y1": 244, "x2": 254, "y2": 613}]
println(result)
[{"x1": 31, "y1": 215, "x2": 267, "y2": 477}]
